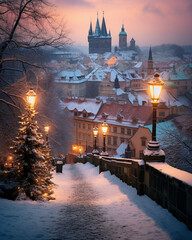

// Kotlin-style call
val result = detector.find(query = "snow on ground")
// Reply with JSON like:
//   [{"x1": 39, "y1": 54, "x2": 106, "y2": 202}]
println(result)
[{"x1": 0, "y1": 163, "x2": 192, "y2": 240}]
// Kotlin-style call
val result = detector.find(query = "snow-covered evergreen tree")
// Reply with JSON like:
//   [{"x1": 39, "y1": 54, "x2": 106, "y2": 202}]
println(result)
[{"x1": 12, "y1": 105, "x2": 54, "y2": 201}]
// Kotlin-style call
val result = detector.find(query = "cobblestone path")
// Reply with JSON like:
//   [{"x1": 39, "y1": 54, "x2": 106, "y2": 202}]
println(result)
[
  {"x1": 52, "y1": 164, "x2": 136, "y2": 240},
  {"x1": 50, "y1": 163, "x2": 191, "y2": 240}
]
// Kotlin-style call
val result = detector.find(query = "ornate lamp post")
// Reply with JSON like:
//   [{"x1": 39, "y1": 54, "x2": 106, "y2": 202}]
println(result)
[
  {"x1": 26, "y1": 89, "x2": 36, "y2": 108},
  {"x1": 44, "y1": 126, "x2": 50, "y2": 144},
  {"x1": 143, "y1": 72, "x2": 165, "y2": 162},
  {"x1": 101, "y1": 121, "x2": 108, "y2": 156},
  {"x1": 148, "y1": 72, "x2": 164, "y2": 141},
  {"x1": 92, "y1": 126, "x2": 99, "y2": 154}
]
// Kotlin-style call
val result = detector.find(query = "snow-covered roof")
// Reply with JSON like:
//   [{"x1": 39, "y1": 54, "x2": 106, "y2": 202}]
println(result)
[
  {"x1": 127, "y1": 89, "x2": 184, "y2": 108},
  {"x1": 170, "y1": 71, "x2": 190, "y2": 81},
  {"x1": 95, "y1": 103, "x2": 152, "y2": 128},
  {"x1": 134, "y1": 62, "x2": 142, "y2": 68},
  {"x1": 87, "y1": 67, "x2": 107, "y2": 82},
  {"x1": 123, "y1": 70, "x2": 142, "y2": 80},
  {"x1": 60, "y1": 98, "x2": 103, "y2": 119}
]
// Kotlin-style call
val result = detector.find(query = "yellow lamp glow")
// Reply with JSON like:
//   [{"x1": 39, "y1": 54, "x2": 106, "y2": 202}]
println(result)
[
  {"x1": 102, "y1": 121, "x2": 108, "y2": 135},
  {"x1": 93, "y1": 126, "x2": 98, "y2": 137},
  {"x1": 26, "y1": 89, "x2": 36, "y2": 107},
  {"x1": 148, "y1": 73, "x2": 164, "y2": 103},
  {"x1": 44, "y1": 126, "x2": 50, "y2": 134}
]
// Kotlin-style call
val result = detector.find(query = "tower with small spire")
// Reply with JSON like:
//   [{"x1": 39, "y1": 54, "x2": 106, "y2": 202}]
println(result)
[
  {"x1": 88, "y1": 12, "x2": 111, "y2": 54},
  {"x1": 147, "y1": 47, "x2": 154, "y2": 75},
  {"x1": 130, "y1": 38, "x2": 136, "y2": 50},
  {"x1": 119, "y1": 24, "x2": 127, "y2": 50}
]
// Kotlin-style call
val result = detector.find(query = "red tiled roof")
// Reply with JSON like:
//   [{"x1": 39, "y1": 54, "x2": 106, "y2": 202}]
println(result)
[{"x1": 95, "y1": 103, "x2": 152, "y2": 126}]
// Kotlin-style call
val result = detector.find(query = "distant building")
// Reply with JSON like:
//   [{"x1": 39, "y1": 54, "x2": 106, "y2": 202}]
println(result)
[
  {"x1": 88, "y1": 12, "x2": 111, "y2": 54},
  {"x1": 147, "y1": 47, "x2": 154, "y2": 76},
  {"x1": 119, "y1": 24, "x2": 127, "y2": 50},
  {"x1": 129, "y1": 38, "x2": 136, "y2": 50}
]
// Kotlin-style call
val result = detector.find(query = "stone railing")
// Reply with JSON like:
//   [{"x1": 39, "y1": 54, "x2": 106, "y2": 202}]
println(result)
[{"x1": 77, "y1": 154, "x2": 192, "y2": 231}]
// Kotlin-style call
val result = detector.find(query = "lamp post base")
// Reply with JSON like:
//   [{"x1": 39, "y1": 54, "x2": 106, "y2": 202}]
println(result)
[
  {"x1": 100, "y1": 151, "x2": 109, "y2": 156},
  {"x1": 143, "y1": 141, "x2": 165, "y2": 162},
  {"x1": 92, "y1": 149, "x2": 100, "y2": 155}
]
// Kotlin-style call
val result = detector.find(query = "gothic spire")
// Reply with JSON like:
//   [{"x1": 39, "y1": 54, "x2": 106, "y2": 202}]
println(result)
[
  {"x1": 101, "y1": 11, "x2": 107, "y2": 36},
  {"x1": 148, "y1": 47, "x2": 153, "y2": 61},
  {"x1": 89, "y1": 20, "x2": 93, "y2": 35},
  {"x1": 95, "y1": 12, "x2": 100, "y2": 36},
  {"x1": 114, "y1": 75, "x2": 120, "y2": 89}
]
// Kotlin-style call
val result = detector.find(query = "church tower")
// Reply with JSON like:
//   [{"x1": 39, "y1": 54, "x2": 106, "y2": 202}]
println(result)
[
  {"x1": 119, "y1": 24, "x2": 127, "y2": 50},
  {"x1": 147, "y1": 47, "x2": 154, "y2": 75},
  {"x1": 88, "y1": 12, "x2": 111, "y2": 54},
  {"x1": 130, "y1": 38, "x2": 136, "y2": 50}
]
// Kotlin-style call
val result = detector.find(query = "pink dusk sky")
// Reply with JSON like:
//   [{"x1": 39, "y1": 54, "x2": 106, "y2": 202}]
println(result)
[{"x1": 52, "y1": 0, "x2": 192, "y2": 47}]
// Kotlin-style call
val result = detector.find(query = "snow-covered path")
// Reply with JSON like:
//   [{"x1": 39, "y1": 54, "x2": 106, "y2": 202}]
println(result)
[{"x1": 0, "y1": 163, "x2": 192, "y2": 240}]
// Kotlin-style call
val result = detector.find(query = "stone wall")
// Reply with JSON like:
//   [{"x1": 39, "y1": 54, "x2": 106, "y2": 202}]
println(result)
[{"x1": 81, "y1": 154, "x2": 192, "y2": 231}]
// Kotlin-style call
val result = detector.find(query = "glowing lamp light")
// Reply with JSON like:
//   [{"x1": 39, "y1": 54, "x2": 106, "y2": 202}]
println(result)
[
  {"x1": 148, "y1": 73, "x2": 164, "y2": 104},
  {"x1": 102, "y1": 121, "x2": 108, "y2": 135},
  {"x1": 93, "y1": 126, "x2": 98, "y2": 137},
  {"x1": 26, "y1": 89, "x2": 36, "y2": 107},
  {"x1": 44, "y1": 126, "x2": 50, "y2": 134}
]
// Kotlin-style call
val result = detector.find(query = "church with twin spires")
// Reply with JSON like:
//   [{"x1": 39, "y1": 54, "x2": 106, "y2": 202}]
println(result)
[
  {"x1": 88, "y1": 13, "x2": 136, "y2": 54},
  {"x1": 88, "y1": 12, "x2": 112, "y2": 54}
]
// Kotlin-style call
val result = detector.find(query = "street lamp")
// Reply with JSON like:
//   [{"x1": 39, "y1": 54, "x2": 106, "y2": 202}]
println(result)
[
  {"x1": 148, "y1": 72, "x2": 164, "y2": 141},
  {"x1": 143, "y1": 72, "x2": 165, "y2": 162},
  {"x1": 44, "y1": 126, "x2": 50, "y2": 144},
  {"x1": 26, "y1": 89, "x2": 36, "y2": 108},
  {"x1": 101, "y1": 121, "x2": 108, "y2": 156},
  {"x1": 92, "y1": 126, "x2": 99, "y2": 154}
]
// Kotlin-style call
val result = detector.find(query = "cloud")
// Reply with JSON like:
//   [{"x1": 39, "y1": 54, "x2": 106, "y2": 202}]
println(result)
[
  {"x1": 55, "y1": 0, "x2": 94, "y2": 7},
  {"x1": 143, "y1": 3, "x2": 165, "y2": 16}
]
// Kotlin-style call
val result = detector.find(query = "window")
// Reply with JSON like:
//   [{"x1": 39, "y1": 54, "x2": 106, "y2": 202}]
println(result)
[
  {"x1": 121, "y1": 128, "x2": 125, "y2": 134},
  {"x1": 113, "y1": 127, "x2": 117, "y2": 133},
  {"x1": 141, "y1": 139, "x2": 146, "y2": 146},
  {"x1": 87, "y1": 134, "x2": 91, "y2": 142},
  {"x1": 78, "y1": 123, "x2": 81, "y2": 128},
  {"x1": 88, "y1": 124, "x2": 91, "y2": 130},
  {"x1": 83, "y1": 124, "x2": 85, "y2": 129},
  {"x1": 74, "y1": 111, "x2": 78, "y2": 116},
  {"x1": 113, "y1": 136, "x2": 117, "y2": 146},
  {"x1": 108, "y1": 136, "x2": 112, "y2": 145},
  {"x1": 83, "y1": 133, "x2": 85, "y2": 140},
  {"x1": 127, "y1": 129, "x2": 131, "y2": 135},
  {"x1": 83, "y1": 113, "x2": 87, "y2": 118},
  {"x1": 120, "y1": 137, "x2": 125, "y2": 143},
  {"x1": 78, "y1": 132, "x2": 81, "y2": 140},
  {"x1": 159, "y1": 112, "x2": 165, "y2": 116}
]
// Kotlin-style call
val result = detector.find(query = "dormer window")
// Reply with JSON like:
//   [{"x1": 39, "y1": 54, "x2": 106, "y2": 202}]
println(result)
[
  {"x1": 132, "y1": 117, "x2": 138, "y2": 124},
  {"x1": 117, "y1": 114, "x2": 123, "y2": 121},
  {"x1": 82, "y1": 110, "x2": 88, "y2": 118},
  {"x1": 74, "y1": 108, "x2": 78, "y2": 117},
  {"x1": 102, "y1": 112, "x2": 108, "y2": 119}
]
